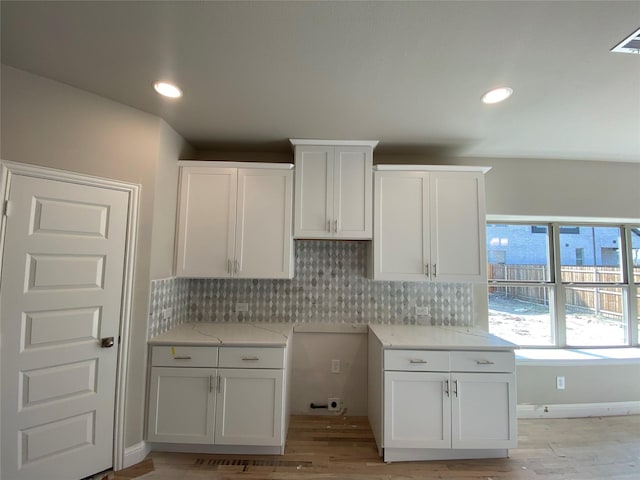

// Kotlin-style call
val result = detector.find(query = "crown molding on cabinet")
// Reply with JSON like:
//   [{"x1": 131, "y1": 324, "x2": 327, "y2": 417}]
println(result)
[
  {"x1": 178, "y1": 160, "x2": 294, "y2": 169},
  {"x1": 289, "y1": 139, "x2": 379, "y2": 150},
  {"x1": 374, "y1": 164, "x2": 491, "y2": 174}
]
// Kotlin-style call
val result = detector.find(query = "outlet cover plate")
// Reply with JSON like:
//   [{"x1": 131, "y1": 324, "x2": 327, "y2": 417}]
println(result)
[{"x1": 235, "y1": 302, "x2": 249, "y2": 312}]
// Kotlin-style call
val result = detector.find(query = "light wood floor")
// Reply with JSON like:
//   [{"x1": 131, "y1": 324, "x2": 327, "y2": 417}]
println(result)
[{"x1": 106, "y1": 414, "x2": 640, "y2": 479}]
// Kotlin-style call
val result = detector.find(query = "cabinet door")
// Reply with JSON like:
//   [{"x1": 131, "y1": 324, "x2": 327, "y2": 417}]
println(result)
[
  {"x1": 235, "y1": 169, "x2": 293, "y2": 278},
  {"x1": 451, "y1": 373, "x2": 516, "y2": 449},
  {"x1": 374, "y1": 171, "x2": 430, "y2": 281},
  {"x1": 294, "y1": 147, "x2": 333, "y2": 238},
  {"x1": 215, "y1": 369, "x2": 284, "y2": 446},
  {"x1": 333, "y1": 147, "x2": 372, "y2": 239},
  {"x1": 383, "y1": 371, "x2": 450, "y2": 448},
  {"x1": 430, "y1": 172, "x2": 486, "y2": 282},
  {"x1": 175, "y1": 167, "x2": 237, "y2": 277},
  {"x1": 147, "y1": 367, "x2": 216, "y2": 444}
]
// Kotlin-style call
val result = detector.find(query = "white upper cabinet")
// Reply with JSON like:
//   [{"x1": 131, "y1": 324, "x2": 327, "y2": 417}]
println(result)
[
  {"x1": 176, "y1": 162, "x2": 294, "y2": 279},
  {"x1": 291, "y1": 140, "x2": 376, "y2": 239},
  {"x1": 430, "y1": 171, "x2": 487, "y2": 282},
  {"x1": 176, "y1": 166, "x2": 237, "y2": 278},
  {"x1": 373, "y1": 166, "x2": 489, "y2": 283}
]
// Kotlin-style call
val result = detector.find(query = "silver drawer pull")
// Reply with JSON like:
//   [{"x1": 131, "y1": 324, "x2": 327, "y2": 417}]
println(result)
[
  {"x1": 410, "y1": 359, "x2": 428, "y2": 364},
  {"x1": 173, "y1": 356, "x2": 192, "y2": 360},
  {"x1": 242, "y1": 356, "x2": 260, "y2": 361},
  {"x1": 476, "y1": 360, "x2": 495, "y2": 365}
]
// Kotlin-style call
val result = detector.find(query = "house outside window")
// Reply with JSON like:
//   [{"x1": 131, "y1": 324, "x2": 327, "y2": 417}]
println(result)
[{"x1": 487, "y1": 223, "x2": 639, "y2": 348}]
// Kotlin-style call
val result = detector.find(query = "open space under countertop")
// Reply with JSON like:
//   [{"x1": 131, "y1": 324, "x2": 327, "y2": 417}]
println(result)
[
  {"x1": 369, "y1": 324, "x2": 518, "y2": 351},
  {"x1": 148, "y1": 322, "x2": 293, "y2": 347}
]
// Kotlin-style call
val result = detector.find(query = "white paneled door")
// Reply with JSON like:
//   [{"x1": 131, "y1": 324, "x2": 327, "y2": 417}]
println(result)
[{"x1": 1, "y1": 173, "x2": 130, "y2": 480}]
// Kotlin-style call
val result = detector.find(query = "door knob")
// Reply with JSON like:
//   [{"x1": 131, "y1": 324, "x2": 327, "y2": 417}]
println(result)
[{"x1": 101, "y1": 337, "x2": 115, "y2": 348}]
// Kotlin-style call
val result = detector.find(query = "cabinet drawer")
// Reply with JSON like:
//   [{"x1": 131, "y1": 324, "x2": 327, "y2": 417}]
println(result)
[
  {"x1": 450, "y1": 351, "x2": 515, "y2": 373},
  {"x1": 384, "y1": 350, "x2": 450, "y2": 371},
  {"x1": 151, "y1": 346, "x2": 219, "y2": 367},
  {"x1": 219, "y1": 347, "x2": 285, "y2": 369}
]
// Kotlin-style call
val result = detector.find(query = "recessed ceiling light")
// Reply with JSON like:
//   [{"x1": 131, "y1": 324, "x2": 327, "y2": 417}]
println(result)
[
  {"x1": 481, "y1": 87, "x2": 513, "y2": 104},
  {"x1": 153, "y1": 81, "x2": 183, "y2": 98}
]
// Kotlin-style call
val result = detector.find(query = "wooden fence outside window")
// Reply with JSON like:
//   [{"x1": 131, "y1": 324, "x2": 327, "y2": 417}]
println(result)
[{"x1": 489, "y1": 264, "x2": 640, "y2": 320}]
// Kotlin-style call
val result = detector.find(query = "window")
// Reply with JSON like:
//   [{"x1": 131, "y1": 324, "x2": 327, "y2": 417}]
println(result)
[
  {"x1": 487, "y1": 223, "x2": 639, "y2": 348},
  {"x1": 633, "y1": 229, "x2": 640, "y2": 341}
]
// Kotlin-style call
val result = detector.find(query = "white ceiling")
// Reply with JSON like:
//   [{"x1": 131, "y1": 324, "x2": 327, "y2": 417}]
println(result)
[{"x1": 2, "y1": 1, "x2": 639, "y2": 161}]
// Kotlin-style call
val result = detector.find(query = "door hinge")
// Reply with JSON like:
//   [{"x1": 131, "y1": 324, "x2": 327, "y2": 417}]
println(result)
[{"x1": 2, "y1": 200, "x2": 10, "y2": 217}]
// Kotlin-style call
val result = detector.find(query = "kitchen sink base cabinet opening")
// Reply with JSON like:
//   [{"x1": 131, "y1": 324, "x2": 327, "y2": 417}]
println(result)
[
  {"x1": 146, "y1": 339, "x2": 292, "y2": 456},
  {"x1": 368, "y1": 329, "x2": 517, "y2": 463}
]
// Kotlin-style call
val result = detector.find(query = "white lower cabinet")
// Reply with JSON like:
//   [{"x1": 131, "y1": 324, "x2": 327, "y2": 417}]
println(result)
[
  {"x1": 376, "y1": 348, "x2": 517, "y2": 462},
  {"x1": 384, "y1": 371, "x2": 451, "y2": 449},
  {"x1": 384, "y1": 371, "x2": 516, "y2": 451},
  {"x1": 147, "y1": 367, "x2": 217, "y2": 444},
  {"x1": 147, "y1": 346, "x2": 288, "y2": 453},
  {"x1": 215, "y1": 368, "x2": 284, "y2": 446},
  {"x1": 451, "y1": 372, "x2": 516, "y2": 449}
]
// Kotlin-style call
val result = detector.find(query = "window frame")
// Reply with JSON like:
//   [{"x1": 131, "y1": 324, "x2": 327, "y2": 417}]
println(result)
[{"x1": 487, "y1": 222, "x2": 639, "y2": 348}]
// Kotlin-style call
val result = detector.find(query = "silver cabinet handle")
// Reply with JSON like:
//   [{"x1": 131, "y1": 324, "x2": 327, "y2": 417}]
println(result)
[
  {"x1": 327, "y1": 220, "x2": 331, "y2": 233},
  {"x1": 242, "y1": 356, "x2": 260, "y2": 361},
  {"x1": 476, "y1": 360, "x2": 496, "y2": 365},
  {"x1": 334, "y1": 219, "x2": 338, "y2": 233},
  {"x1": 409, "y1": 359, "x2": 428, "y2": 364},
  {"x1": 454, "y1": 379, "x2": 459, "y2": 397},
  {"x1": 432, "y1": 264, "x2": 437, "y2": 277},
  {"x1": 444, "y1": 379, "x2": 450, "y2": 397},
  {"x1": 173, "y1": 356, "x2": 192, "y2": 360},
  {"x1": 425, "y1": 264, "x2": 430, "y2": 277},
  {"x1": 217, "y1": 375, "x2": 222, "y2": 393}
]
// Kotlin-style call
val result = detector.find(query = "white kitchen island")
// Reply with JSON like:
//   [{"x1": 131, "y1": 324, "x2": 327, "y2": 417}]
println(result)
[
  {"x1": 147, "y1": 322, "x2": 293, "y2": 454},
  {"x1": 368, "y1": 324, "x2": 518, "y2": 462}
]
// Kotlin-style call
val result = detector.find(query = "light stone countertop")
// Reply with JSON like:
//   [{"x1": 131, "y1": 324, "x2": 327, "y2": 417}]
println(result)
[
  {"x1": 148, "y1": 322, "x2": 516, "y2": 350},
  {"x1": 148, "y1": 322, "x2": 293, "y2": 347},
  {"x1": 368, "y1": 324, "x2": 518, "y2": 351}
]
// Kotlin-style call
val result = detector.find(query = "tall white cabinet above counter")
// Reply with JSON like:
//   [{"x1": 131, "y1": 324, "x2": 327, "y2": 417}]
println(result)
[
  {"x1": 290, "y1": 139, "x2": 377, "y2": 239},
  {"x1": 175, "y1": 162, "x2": 294, "y2": 278},
  {"x1": 373, "y1": 165, "x2": 491, "y2": 283}
]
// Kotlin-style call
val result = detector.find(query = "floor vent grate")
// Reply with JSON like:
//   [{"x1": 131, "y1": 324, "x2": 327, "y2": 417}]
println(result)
[{"x1": 195, "y1": 458, "x2": 313, "y2": 468}]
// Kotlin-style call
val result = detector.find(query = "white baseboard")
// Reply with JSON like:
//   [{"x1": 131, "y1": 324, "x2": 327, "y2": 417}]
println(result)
[
  {"x1": 122, "y1": 441, "x2": 151, "y2": 469},
  {"x1": 518, "y1": 401, "x2": 640, "y2": 419}
]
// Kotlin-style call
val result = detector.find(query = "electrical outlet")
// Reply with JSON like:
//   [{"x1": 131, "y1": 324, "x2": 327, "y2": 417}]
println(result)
[
  {"x1": 235, "y1": 302, "x2": 249, "y2": 312},
  {"x1": 415, "y1": 306, "x2": 429, "y2": 316},
  {"x1": 331, "y1": 359, "x2": 340, "y2": 374},
  {"x1": 556, "y1": 375, "x2": 565, "y2": 390},
  {"x1": 328, "y1": 397, "x2": 340, "y2": 411}
]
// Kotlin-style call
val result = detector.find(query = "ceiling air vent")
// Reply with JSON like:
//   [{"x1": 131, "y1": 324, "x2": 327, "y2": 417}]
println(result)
[{"x1": 611, "y1": 27, "x2": 640, "y2": 54}]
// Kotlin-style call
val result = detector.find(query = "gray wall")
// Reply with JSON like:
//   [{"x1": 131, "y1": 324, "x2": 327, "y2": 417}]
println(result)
[
  {"x1": 517, "y1": 363, "x2": 640, "y2": 405},
  {"x1": 0, "y1": 65, "x2": 191, "y2": 447},
  {"x1": 375, "y1": 153, "x2": 640, "y2": 221}
]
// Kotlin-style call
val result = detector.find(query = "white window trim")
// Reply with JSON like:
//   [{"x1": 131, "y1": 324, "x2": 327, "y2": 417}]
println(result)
[
  {"x1": 487, "y1": 221, "x2": 639, "y2": 348},
  {"x1": 516, "y1": 347, "x2": 640, "y2": 366}
]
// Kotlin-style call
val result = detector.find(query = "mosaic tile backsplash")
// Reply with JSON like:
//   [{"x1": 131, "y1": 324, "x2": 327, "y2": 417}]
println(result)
[{"x1": 148, "y1": 240, "x2": 473, "y2": 338}]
